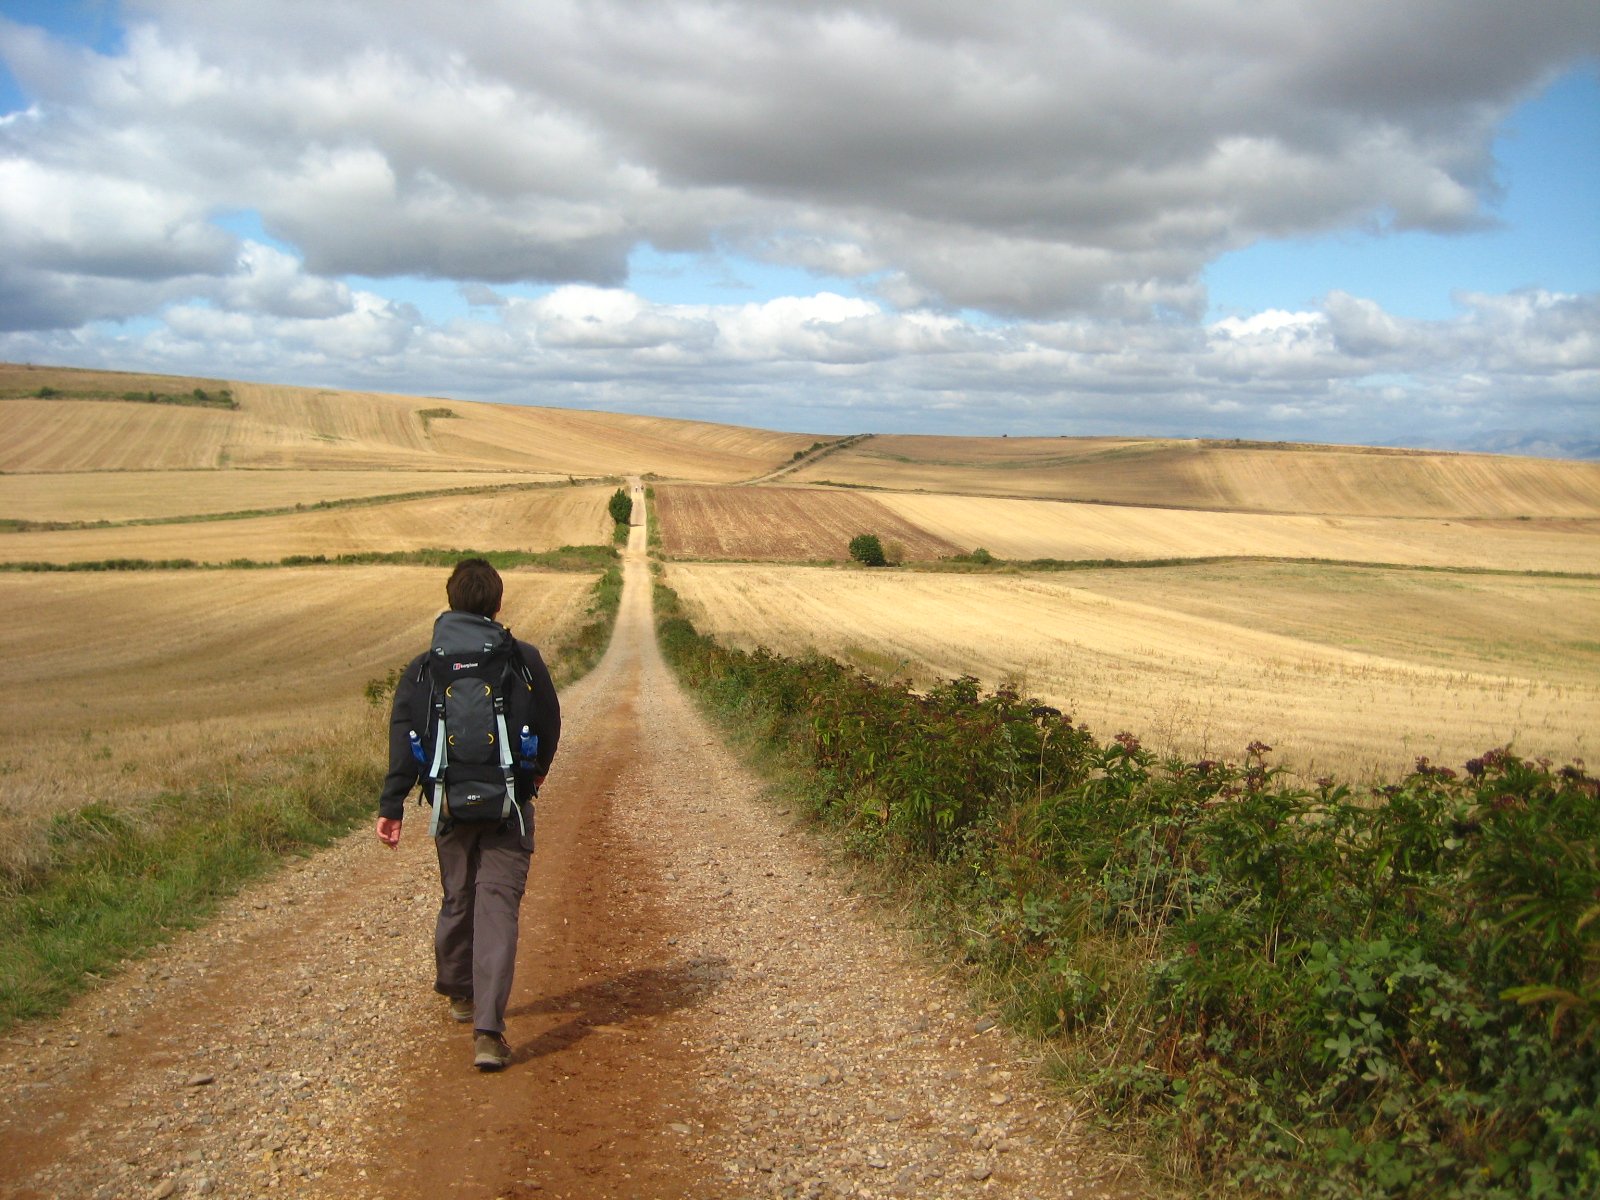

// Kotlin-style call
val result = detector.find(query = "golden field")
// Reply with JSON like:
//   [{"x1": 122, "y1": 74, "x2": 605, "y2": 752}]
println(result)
[
  {"x1": 0, "y1": 483, "x2": 616, "y2": 564},
  {"x1": 6, "y1": 363, "x2": 813, "y2": 878},
  {"x1": 876, "y1": 492, "x2": 1600, "y2": 573},
  {"x1": 6, "y1": 362, "x2": 1598, "y2": 843},
  {"x1": 664, "y1": 562, "x2": 1600, "y2": 784},
  {"x1": 0, "y1": 566, "x2": 591, "y2": 879},
  {"x1": 787, "y1": 433, "x2": 1600, "y2": 518},
  {"x1": 650, "y1": 480, "x2": 1600, "y2": 572},
  {"x1": 1, "y1": 368, "x2": 820, "y2": 480},
  {"x1": 0, "y1": 470, "x2": 562, "y2": 524},
  {"x1": 653, "y1": 484, "x2": 963, "y2": 561}
]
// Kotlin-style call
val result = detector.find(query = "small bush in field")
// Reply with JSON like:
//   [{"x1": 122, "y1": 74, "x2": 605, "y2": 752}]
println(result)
[
  {"x1": 848, "y1": 533, "x2": 886, "y2": 566},
  {"x1": 608, "y1": 487, "x2": 633, "y2": 526}
]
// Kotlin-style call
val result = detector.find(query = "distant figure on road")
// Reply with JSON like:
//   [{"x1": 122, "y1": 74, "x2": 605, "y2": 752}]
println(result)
[{"x1": 376, "y1": 558, "x2": 561, "y2": 1071}]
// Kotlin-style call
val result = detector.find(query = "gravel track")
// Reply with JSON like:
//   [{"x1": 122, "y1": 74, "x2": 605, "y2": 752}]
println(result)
[{"x1": 0, "y1": 503, "x2": 1142, "y2": 1199}]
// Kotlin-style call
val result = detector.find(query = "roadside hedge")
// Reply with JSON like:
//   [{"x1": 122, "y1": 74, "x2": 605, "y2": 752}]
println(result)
[{"x1": 655, "y1": 582, "x2": 1599, "y2": 1199}]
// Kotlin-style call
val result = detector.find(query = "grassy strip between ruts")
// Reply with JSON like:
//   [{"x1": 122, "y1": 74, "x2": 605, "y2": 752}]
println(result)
[
  {"x1": 653, "y1": 577, "x2": 1599, "y2": 1200},
  {"x1": 0, "y1": 561, "x2": 623, "y2": 1034},
  {"x1": 0, "y1": 544, "x2": 620, "y2": 573}
]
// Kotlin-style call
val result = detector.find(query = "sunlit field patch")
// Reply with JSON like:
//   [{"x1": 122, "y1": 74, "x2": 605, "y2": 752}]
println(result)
[
  {"x1": 0, "y1": 566, "x2": 593, "y2": 883},
  {"x1": 665, "y1": 561, "x2": 1599, "y2": 783}
]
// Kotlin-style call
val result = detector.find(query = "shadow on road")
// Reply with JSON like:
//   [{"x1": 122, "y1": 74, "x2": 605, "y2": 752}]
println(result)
[{"x1": 508, "y1": 955, "x2": 732, "y2": 1061}]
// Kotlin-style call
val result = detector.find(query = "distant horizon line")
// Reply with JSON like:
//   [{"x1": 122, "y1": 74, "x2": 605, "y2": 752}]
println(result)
[{"x1": 2, "y1": 358, "x2": 1596, "y2": 463}]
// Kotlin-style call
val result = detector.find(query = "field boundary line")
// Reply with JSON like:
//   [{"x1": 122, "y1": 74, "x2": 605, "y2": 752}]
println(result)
[
  {"x1": 740, "y1": 433, "x2": 871, "y2": 485},
  {"x1": 0, "y1": 545, "x2": 620, "y2": 573},
  {"x1": 652, "y1": 551, "x2": 1600, "y2": 580}
]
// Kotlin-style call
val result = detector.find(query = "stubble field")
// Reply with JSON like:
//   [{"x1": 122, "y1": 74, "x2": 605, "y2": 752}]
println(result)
[
  {"x1": 0, "y1": 483, "x2": 616, "y2": 564},
  {"x1": 2, "y1": 370, "x2": 819, "y2": 479},
  {"x1": 788, "y1": 433, "x2": 1600, "y2": 518},
  {"x1": 664, "y1": 561, "x2": 1600, "y2": 783},
  {"x1": 0, "y1": 470, "x2": 563, "y2": 524},
  {"x1": 875, "y1": 491, "x2": 1600, "y2": 573},
  {"x1": 1, "y1": 366, "x2": 822, "y2": 888},
  {"x1": 653, "y1": 483, "x2": 963, "y2": 560},
  {"x1": 652, "y1": 482, "x2": 1600, "y2": 572},
  {"x1": 8, "y1": 365, "x2": 1598, "y2": 857},
  {"x1": 0, "y1": 567, "x2": 593, "y2": 882}
]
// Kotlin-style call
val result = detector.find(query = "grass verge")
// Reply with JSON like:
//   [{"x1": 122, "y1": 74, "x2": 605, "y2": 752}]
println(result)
[
  {"x1": 0, "y1": 734, "x2": 377, "y2": 1031},
  {"x1": 547, "y1": 563, "x2": 623, "y2": 686},
  {"x1": 653, "y1": 578, "x2": 1600, "y2": 1200}
]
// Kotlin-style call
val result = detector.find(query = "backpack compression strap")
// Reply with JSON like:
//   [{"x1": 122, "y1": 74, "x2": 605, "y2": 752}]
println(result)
[
  {"x1": 426, "y1": 689, "x2": 449, "y2": 837},
  {"x1": 489, "y1": 694, "x2": 521, "y2": 838}
]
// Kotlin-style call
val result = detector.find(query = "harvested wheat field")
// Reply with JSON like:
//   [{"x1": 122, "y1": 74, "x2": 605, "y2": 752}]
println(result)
[
  {"x1": 1063, "y1": 560, "x2": 1600, "y2": 685},
  {"x1": 2, "y1": 370, "x2": 819, "y2": 481},
  {"x1": 0, "y1": 566, "x2": 592, "y2": 880},
  {"x1": 666, "y1": 562, "x2": 1600, "y2": 783},
  {"x1": 653, "y1": 483, "x2": 963, "y2": 560},
  {"x1": 421, "y1": 400, "x2": 822, "y2": 481},
  {"x1": 877, "y1": 491, "x2": 1600, "y2": 572},
  {"x1": 0, "y1": 484, "x2": 614, "y2": 564},
  {"x1": 790, "y1": 434, "x2": 1600, "y2": 518},
  {"x1": 0, "y1": 470, "x2": 562, "y2": 525}
]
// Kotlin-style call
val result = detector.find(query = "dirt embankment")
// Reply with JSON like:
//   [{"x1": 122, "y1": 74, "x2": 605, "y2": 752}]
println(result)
[{"x1": 0, "y1": 500, "x2": 1138, "y2": 1199}]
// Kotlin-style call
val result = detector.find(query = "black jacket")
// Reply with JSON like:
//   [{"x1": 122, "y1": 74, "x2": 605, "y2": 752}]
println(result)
[{"x1": 378, "y1": 633, "x2": 561, "y2": 822}]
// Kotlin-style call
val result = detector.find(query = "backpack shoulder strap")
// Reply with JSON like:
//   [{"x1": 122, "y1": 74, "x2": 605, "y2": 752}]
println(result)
[{"x1": 509, "y1": 639, "x2": 536, "y2": 689}]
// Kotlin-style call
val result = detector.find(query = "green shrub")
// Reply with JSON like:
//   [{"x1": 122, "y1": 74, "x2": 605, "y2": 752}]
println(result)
[
  {"x1": 655, "y1": 594, "x2": 1600, "y2": 1199},
  {"x1": 848, "y1": 533, "x2": 886, "y2": 566},
  {"x1": 608, "y1": 487, "x2": 633, "y2": 526}
]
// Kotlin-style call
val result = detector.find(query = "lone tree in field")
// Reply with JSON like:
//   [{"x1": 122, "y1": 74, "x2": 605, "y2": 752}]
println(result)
[
  {"x1": 848, "y1": 533, "x2": 887, "y2": 567},
  {"x1": 608, "y1": 487, "x2": 633, "y2": 527}
]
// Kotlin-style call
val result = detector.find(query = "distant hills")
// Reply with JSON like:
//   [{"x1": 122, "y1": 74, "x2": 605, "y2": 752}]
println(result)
[{"x1": 1455, "y1": 431, "x2": 1600, "y2": 462}]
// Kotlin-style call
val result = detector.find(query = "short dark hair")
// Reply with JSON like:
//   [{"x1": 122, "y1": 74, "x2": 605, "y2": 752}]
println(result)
[{"x1": 446, "y1": 558, "x2": 503, "y2": 617}]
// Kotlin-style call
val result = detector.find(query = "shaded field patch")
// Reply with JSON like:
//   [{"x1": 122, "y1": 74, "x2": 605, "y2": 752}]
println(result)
[{"x1": 653, "y1": 484, "x2": 964, "y2": 561}]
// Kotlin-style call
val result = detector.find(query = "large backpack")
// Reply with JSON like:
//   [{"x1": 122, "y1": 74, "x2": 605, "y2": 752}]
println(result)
[{"x1": 413, "y1": 611, "x2": 539, "y2": 837}]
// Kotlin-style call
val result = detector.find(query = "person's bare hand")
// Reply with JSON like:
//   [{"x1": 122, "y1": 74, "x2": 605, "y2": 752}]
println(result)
[{"x1": 376, "y1": 816, "x2": 402, "y2": 848}]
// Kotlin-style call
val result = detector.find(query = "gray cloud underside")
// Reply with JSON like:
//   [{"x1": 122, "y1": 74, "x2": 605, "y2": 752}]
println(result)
[
  {"x1": 0, "y1": 1, "x2": 1596, "y2": 450},
  {"x1": 4, "y1": 0, "x2": 1598, "y2": 320},
  {"x1": 2, "y1": 282, "x2": 1592, "y2": 451}
]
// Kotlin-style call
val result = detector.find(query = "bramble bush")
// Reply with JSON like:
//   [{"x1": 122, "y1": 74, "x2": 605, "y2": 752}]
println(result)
[{"x1": 655, "y1": 582, "x2": 1599, "y2": 1198}]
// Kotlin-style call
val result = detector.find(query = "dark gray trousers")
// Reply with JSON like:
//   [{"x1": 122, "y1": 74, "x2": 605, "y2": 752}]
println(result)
[{"x1": 431, "y1": 803, "x2": 534, "y2": 1035}]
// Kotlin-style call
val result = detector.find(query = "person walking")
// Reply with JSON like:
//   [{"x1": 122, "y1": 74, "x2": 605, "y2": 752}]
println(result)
[{"x1": 376, "y1": 558, "x2": 561, "y2": 1070}]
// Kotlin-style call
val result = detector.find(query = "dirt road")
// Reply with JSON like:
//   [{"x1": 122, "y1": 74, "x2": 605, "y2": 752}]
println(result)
[{"x1": 0, "y1": 494, "x2": 1133, "y2": 1199}]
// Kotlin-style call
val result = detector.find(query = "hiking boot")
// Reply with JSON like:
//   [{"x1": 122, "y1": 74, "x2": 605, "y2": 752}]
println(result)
[
  {"x1": 448, "y1": 996, "x2": 474, "y2": 1023},
  {"x1": 473, "y1": 1032, "x2": 512, "y2": 1072}
]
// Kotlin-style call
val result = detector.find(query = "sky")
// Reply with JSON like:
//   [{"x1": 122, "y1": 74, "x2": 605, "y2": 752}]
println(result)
[{"x1": 0, "y1": 1, "x2": 1596, "y2": 454}]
